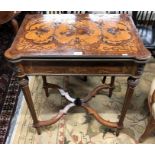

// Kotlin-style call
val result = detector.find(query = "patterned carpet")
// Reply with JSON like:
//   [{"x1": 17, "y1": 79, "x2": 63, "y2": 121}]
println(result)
[
  {"x1": 0, "y1": 21, "x2": 20, "y2": 144},
  {"x1": 7, "y1": 59, "x2": 155, "y2": 144}
]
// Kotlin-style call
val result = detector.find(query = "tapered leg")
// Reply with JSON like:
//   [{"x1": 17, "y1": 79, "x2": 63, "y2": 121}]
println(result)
[
  {"x1": 139, "y1": 116, "x2": 155, "y2": 143},
  {"x1": 116, "y1": 76, "x2": 139, "y2": 136},
  {"x1": 42, "y1": 76, "x2": 49, "y2": 97},
  {"x1": 109, "y1": 76, "x2": 115, "y2": 97},
  {"x1": 18, "y1": 76, "x2": 41, "y2": 135}
]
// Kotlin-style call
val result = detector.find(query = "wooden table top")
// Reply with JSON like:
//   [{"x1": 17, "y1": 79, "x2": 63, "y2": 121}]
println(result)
[{"x1": 5, "y1": 14, "x2": 151, "y2": 62}]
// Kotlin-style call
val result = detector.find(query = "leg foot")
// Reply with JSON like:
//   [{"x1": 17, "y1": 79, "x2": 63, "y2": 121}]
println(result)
[{"x1": 34, "y1": 126, "x2": 41, "y2": 135}]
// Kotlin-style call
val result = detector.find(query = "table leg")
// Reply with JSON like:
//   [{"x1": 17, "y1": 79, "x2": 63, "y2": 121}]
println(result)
[
  {"x1": 102, "y1": 76, "x2": 107, "y2": 83},
  {"x1": 102, "y1": 76, "x2": 115, "y2": 97},
  {"x1": 18, "y1": 76, "x2": 41, "y2": 135},
  {"x1": 63, "y1": 76, "x2": 69, "y2": 91},
  {"x1": 42, "y1": 76, "x2": 49, "y2": 97},
  {"x1": 109, "y1": 76, "x2": 115, "y2": 97},
  {"x1": 116, "y1": 76, "x2": 139, "y2": 136}
]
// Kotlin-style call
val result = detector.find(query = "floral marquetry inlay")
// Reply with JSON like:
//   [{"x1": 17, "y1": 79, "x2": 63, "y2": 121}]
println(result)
[
  {"x1": 5, "y1": 14, "x2": 150, "y2": 60},
  {"x1": 102, "y1": 22, "x2": 132, "y2": 45},
  {"x1": 25, "y1": 23, "x2": 55, "y2": 44}
]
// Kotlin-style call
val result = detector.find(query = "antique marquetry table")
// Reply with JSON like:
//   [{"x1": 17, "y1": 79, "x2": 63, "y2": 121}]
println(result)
[{"x1": 5, "y1": 14, "x2": 151, "y2": 135}]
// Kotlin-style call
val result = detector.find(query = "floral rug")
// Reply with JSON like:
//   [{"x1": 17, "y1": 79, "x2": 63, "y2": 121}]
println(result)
[
  {"x1": 8, "y1": 59, "x2": 155, "y2": 144},
  {"x1": 0, "y1": 23, "x2": 20, "y2": 144}
]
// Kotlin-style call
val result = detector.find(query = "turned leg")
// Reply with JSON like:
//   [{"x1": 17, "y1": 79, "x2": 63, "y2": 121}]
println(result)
[
  {"x1": 116, "y1": 76, "x2": 139, "y2": 136},
  {"x1": 109, "y1": 76, "x2": 115, "y2": 97},
  {"x1": 42, "y1": 76, "x2": 49, "y2": 97},
  {"x1": 11, "y1": 18, "x2": 19, "y2": 34},
  {"x1": 18, "y1": 76, "x2": 41, "y2": 135},
  {"x1": 139, "y1": 116, "x2": 155, "y2": 143}
]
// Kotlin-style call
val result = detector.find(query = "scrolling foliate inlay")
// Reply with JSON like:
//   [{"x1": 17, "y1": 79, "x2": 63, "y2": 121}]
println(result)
[{"x1": 16, "y1": 14, "x2": 139, "y2": 54}]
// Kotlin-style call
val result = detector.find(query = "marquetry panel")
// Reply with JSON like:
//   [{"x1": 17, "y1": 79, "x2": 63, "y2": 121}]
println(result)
[{"x1": 5, "y1": 14, "x2": 150, "y2": 61}]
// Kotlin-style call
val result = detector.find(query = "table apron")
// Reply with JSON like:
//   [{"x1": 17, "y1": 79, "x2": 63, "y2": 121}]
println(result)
[{"x1": 16, "y1": 61, "x2": 142, "y2": 77}]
